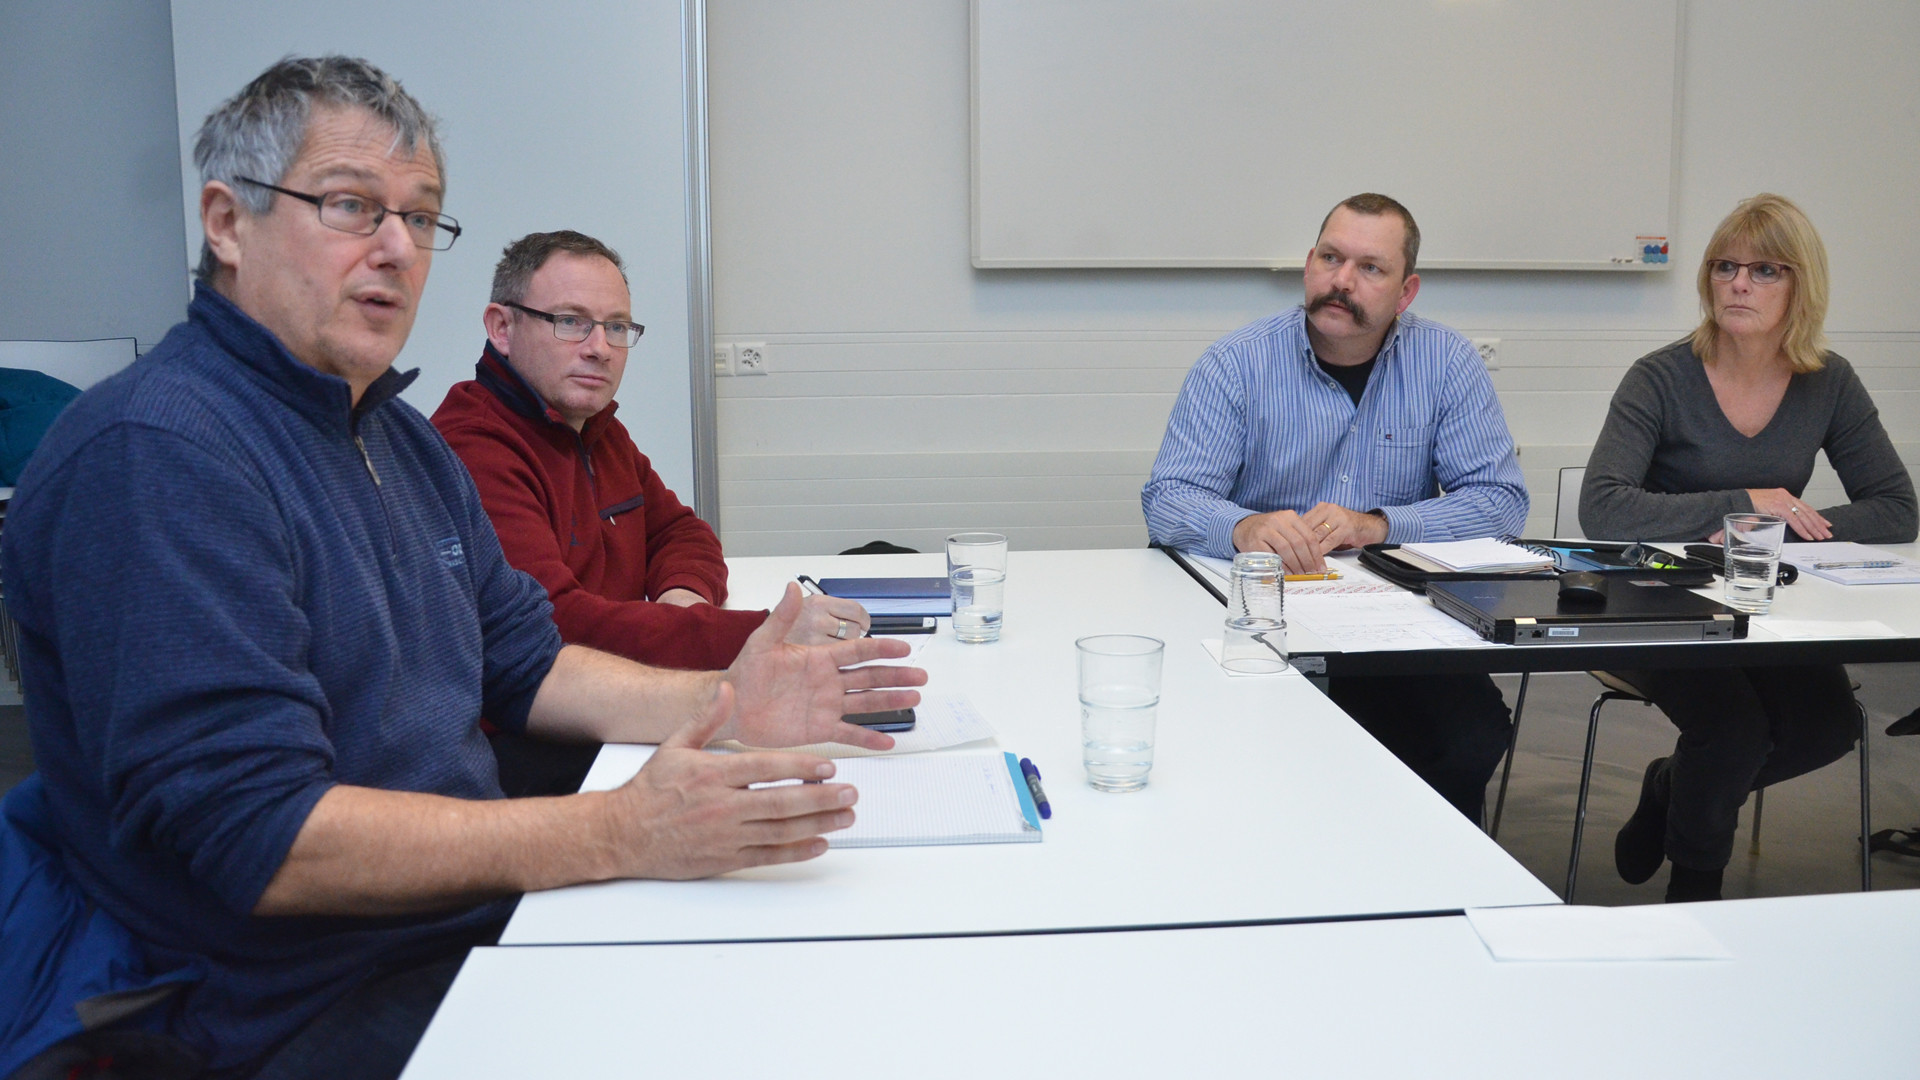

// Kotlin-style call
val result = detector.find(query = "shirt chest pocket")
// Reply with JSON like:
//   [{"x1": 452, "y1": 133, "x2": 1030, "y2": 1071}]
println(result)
[
  {"x1": 600, "y1": 494, "x2": 645, "y2": 524},
  {"x1": 1371, "y1": 423, "x2": 1436, "y2": 504}
]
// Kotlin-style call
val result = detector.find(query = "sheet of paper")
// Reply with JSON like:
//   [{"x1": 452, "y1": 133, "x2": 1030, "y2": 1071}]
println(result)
[
  {"x1": 1466, "y1": 905, "x2": 1732, "y2": 962},
  {"x1": 823, "y1": 752, "x2": 1041, "y2": 848},
  {"x1": 1777, "y1": 542, "x2": 1920, "y2": 585},
  {"x1": 1288, "y1": 591, "x2": 1500, "y2": 651},
  {"x1": 1199, "y1": 638, "x2": 1308, "y2": 677},
  {"x1": 868, "y1": 631, "x2": 934, "y2": 656},
  {"x1": 1187, "y1": 551, "x2": 1383, "y2": 591},
  {"x1": 720, "y1": 694, "x2": 998, "y2": 758},
  {"x1": 1749, "y1": 619, "x2": 1900, "y2": 641}
]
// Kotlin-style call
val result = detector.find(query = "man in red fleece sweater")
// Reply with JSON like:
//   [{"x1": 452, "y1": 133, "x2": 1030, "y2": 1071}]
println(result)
[{"x1": 435, "y1": 231, "x2": 869, "y2": 793}]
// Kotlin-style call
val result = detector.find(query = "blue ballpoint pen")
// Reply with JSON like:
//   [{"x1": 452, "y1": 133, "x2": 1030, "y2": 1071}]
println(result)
[{"x1": 1018, "y1": 757, "x2": 1052, "y2": 820}]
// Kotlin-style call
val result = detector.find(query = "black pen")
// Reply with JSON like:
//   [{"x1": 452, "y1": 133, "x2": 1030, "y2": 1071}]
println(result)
[{"x1": 796, "y1": 574, "x2": 825, "y2": 596}]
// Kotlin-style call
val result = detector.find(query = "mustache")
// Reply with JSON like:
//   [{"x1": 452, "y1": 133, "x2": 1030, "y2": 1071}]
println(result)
[{"x1": 1307, "y1": 289, "x2": 1368, "y2": 329}]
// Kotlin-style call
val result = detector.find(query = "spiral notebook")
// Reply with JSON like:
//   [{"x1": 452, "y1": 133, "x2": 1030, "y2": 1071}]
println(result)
[
  {"x1": 827, "y1": 752, "x2": 1043, "y2": 848},
  {"x1": 582, "y1": 745, "x2": 1043, "y2": 848}
]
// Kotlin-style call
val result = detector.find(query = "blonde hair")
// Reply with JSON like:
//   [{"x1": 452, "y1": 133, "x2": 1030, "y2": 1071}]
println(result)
[{"x1": 1691, "y1": 193, "x2": 1830, "y2": 373}]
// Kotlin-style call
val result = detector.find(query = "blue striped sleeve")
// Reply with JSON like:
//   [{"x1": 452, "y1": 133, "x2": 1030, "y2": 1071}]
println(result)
[{"x1": 1142, "y1": 345, "x2": 1256, "y2": 558}]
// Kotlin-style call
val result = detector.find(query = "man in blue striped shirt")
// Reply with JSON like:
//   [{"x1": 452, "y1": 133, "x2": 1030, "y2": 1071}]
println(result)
[{"x1": 1142, "y1": 193, "x2": 1526, "y2": 822}]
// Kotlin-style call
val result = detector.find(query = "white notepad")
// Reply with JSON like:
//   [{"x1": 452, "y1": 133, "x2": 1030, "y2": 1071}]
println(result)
[
  {"x1": 1400, "y1": 538, "x2": 1554, "y2": 572},
  {"x1": 826, "y1": 752, "x2": 1043, "y2": 848},
  {"x1": 580, "y1": 745, "x2": 1043, "y2": 848}
]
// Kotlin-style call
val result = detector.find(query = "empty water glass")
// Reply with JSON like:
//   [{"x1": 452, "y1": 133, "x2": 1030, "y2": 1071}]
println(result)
[{"x1": 1222, "y1": 551, "x2": 1287, "y2": 673}]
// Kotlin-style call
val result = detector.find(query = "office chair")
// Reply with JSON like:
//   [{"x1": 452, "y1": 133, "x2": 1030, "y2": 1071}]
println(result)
[{"x1": 1488, "y1": 467, "x2": 1873, "y2": 900}]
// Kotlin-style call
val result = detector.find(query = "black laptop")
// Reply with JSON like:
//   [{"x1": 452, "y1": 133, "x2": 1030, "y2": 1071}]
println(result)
[{"x1": 1427, "y1": 578, "x2": 1748, "y2": 646}]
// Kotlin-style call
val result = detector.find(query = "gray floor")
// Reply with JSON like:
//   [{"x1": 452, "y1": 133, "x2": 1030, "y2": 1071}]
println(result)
[{"x1": 3, "y1": 667, "x2": 1919, "y2": 905}]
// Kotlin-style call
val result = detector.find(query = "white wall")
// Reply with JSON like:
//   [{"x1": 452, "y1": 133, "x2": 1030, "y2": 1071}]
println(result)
[
  {"x1": 707, "y1": 0, "x2": 1920, "y2": 555},
  {"x1": 169, "y1": 0, "x2": 701, "y2": 494},
  {"x1": 0, "y1": 1, "x2": 188, "y2": 354}
]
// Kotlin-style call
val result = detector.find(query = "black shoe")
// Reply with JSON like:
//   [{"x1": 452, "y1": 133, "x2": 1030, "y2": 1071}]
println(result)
[
  {"x1": 1665, "y1": 862, "x2": 1724, "y2": 903},
  {"x1": 1614, "y1": 756, "x2": 1670, "y2": 885}
]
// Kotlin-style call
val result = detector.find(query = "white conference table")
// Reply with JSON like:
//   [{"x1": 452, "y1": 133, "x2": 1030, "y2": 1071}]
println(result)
[
  {"x1": 500, "y1": 548, "x2": 1556, "y2": 947},
  {"x1": 1258, "y1": 543, "x2": 1920, "y2": 678},
  {"x1": 410, "y1": 887, "x2": 1920, "y2": 1078}
]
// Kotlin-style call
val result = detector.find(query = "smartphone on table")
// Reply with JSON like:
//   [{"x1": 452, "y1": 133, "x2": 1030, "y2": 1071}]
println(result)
[{"x1": 844, "y1": 707, "x2": 916, "y2": 732}]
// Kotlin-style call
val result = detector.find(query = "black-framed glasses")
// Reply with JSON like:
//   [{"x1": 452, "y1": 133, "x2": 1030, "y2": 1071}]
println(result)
[
  {"x1": 236, "y1": 177, "x2": 462, "y2": 251},
  {"x1": 505, "y1": 301, "x2": 644, "y2": 349},
  {"x1": 1708, "y1": 259, "x2": 1790, "y2": 286}
]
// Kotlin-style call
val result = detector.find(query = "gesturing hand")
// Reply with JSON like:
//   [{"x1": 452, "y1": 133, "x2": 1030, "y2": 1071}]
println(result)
[
  {"x1": 723, "y1": 583, "x2": 928, "y2": 751},
  {"x1": 1747, "y1": 488, "x2": 1833, "y2": 541},
  {"x1": 599, "y1": 683, "x2": 860, "y2": 879}
]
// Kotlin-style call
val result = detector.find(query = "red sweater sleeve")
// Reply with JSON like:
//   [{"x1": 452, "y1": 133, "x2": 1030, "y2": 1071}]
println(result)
[
  {"x1": 436, "y1": 405, "x2": 764, "y2": 671},
  {"x1": 635, "y1": 455, "x2": 731, "y2": 604}
]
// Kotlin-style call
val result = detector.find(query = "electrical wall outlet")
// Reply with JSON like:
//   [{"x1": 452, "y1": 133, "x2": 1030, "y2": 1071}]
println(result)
[
  {"x1": 735, "y1": 342, "x2": 769, "y2": 375},
  {"x1": 1471, "y1": 338, "x2": 1501, "y2": 370},
  {"x1": 712, "y1": 342, "x2": 735, "y2": 377}
]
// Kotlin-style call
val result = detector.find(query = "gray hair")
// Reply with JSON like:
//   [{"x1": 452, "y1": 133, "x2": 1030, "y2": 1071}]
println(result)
[
  {"x1": 491, "y1": 231, "x2": 628, "y2": 306},
  {"x1": 193, "y1": 55, "x2": 445, "y2": 282}
]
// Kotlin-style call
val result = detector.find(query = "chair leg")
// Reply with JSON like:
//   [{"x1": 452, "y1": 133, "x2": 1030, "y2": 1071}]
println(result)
[
  {"x1": 1859, "y1": 700, "x2": 1873, "y2": 892},
  {"x1": 1566, "y1": 692, "x2": 1618, "y2": 901},
  {"x1": 1490, "y1": 672, "x2": 1529, "y2": 839},
  {"x1": 1749, "y1": 788, "x2": 1764, "y2": 855}
]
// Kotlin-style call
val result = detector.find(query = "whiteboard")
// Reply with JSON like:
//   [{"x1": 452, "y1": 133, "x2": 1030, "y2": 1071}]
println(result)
[
  {"x1": 171, "y1": 0, "x2": 709, "y2": 498},
  {"x1": 971, "y1": 0, "x2": 1682, "y2": 270}
]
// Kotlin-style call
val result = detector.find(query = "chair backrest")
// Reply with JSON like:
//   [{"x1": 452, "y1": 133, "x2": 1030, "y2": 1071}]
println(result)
[{"x1": 1554, "y1": 466, "x2": 1587, "y2": 539}]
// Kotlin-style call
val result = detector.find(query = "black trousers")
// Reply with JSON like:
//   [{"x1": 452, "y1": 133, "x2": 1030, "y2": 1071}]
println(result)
[
  {"x1": 1619, "y1": 663, "x2": 1859, "y2": 871},
  {"x1": 1324, "y1": 672, "x2": 1514, "y2": 822}
]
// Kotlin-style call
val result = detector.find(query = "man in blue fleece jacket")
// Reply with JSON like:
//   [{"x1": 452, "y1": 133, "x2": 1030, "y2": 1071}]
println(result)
[{"x1": 0, "y1": 57, "x2": 924, "y2": 1079}]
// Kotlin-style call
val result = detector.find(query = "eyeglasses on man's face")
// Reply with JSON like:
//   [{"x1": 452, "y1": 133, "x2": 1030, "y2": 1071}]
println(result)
[
  {"x1": 236, "y1": 177, "x2": 462, "y2": 251},
  {"x1": 505, "y1": 301, "x2": 645, "y2": 349},
  {"x1": 1709, "y1": 259, "x2": 1790, "y2": 286}
]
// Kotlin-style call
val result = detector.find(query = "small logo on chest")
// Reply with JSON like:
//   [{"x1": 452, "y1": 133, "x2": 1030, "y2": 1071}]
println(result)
[{"x1": 437, "y1": 536, "x2": 465, "y2": 568}]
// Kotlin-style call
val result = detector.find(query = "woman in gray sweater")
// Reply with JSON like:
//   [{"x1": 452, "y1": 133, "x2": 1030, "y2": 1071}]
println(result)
[{"x1": 1580, "y1": 194, "x2": 1917, "y2": 902}]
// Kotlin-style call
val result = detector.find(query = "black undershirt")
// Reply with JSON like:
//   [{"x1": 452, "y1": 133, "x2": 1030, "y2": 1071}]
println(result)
[{"x1": 1316, "y1": 354, "x2": 1375, "y2": 405}]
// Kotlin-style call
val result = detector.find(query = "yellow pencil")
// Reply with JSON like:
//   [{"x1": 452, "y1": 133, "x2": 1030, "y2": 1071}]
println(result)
[{"x1": 1284, "y1": 571, "x2": 1342, "y2": 582}]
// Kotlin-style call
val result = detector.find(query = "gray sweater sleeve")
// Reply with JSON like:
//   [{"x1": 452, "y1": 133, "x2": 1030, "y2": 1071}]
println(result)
[
  {"x1": 1580, "y1": 344, "x2": 1917, "y2": 543},
  {"x1": 1578, "y1": 353, "x2": 1749, "y2": 541},
  {"x1": 1816, "y1": 361, "x2": 1918, "y2": 544}
]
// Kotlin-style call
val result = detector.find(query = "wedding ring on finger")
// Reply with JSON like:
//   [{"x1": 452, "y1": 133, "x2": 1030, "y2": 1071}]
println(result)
[
  {"x1": 1317, "y1": 521, "x2": 1336, "y2": 533},
  {"x1": 1789, "y1": 506, "x2": 1801, "y2": 515},
  {"x1": 833, "y1": 619, "x2": 850, "y2": 640}
]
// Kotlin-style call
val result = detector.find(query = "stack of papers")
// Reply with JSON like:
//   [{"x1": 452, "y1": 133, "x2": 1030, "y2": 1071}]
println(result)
[
  {"x1": 1777, "y1": 542, "x2": 1920, "y2": 585},
  {"x1": 1400, "y1": 538, "x2": 1554, "y2": 573}
]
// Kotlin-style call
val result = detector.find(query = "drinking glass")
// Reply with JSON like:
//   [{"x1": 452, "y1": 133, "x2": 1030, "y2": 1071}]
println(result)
[
  {"x1": 1223, "y1": 551, "x2": 1288, "y2": 673},
  {"x1": 1077, "y1": 635, "x2": 1165, "y2": 792},
  {"x1": 946, "y1": 532, "x2": 1008, "y2": 577},
  {"x1": 950, "y1": 566, "x2": 1005, "y2": 644},
  {"x1": 1723, "y1": 513, "x2": 1785, "y2": 614},
  {"x1": 947, "y1": 532, "x2": 1008, "y2": 642}
]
